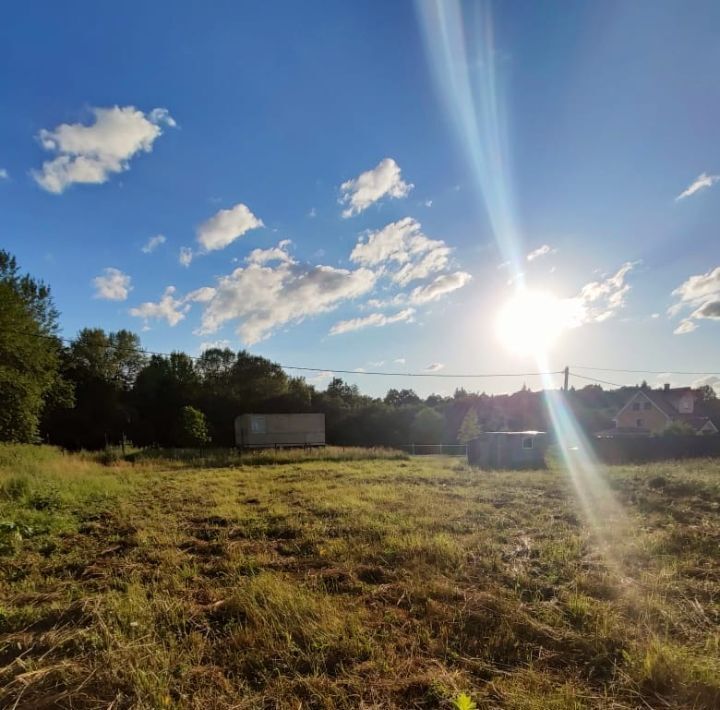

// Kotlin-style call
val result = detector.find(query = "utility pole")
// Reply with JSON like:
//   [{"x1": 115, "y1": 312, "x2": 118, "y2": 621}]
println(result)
[{"x1": 563, "y1": 366, "x2": 569, "y2": 392}]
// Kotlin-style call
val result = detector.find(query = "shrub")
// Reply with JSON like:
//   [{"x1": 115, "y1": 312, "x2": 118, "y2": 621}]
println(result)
[{"x1": 176, "y1": 406, "x2": 211, "y2": 448}]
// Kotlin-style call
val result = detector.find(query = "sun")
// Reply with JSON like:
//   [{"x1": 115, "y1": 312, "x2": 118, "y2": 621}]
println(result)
[{"x1": 496, "y1": 289, "x2": 578, "y2": 357}]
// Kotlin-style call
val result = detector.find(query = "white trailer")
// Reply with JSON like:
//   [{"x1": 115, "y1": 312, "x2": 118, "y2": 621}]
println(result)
[{"x1": 235, "y1": 413, "x2": 326, "y2": 449}]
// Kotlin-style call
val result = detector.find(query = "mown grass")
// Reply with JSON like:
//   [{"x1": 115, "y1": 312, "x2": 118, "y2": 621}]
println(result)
[
  {"x1": 1, "y1": 444, "x2": 719, "y2": 708},
  {"x1": 126, "y1": 444, "x2": 409, "y2": 468}
]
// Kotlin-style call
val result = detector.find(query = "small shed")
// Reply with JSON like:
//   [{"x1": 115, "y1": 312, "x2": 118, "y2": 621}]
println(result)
[
  {"x1": 467, "y1": 431, "x2": 548, "y2": 469},
  {"x1": 235, "y1": 413, "x2": 325, "y2": 449}
]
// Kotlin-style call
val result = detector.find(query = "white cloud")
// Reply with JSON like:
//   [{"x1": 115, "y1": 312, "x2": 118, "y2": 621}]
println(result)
[
  {"x1": 669, "y1": 266, "x2": 720, "y2": 334},
  {"x1": 141, "y1": 234, "x2": 166, "y2": 253},
  {"x1": 693, "y1": 375, "x2": 720, "y2": 393},
  {"x1": 408, "y1": 271, "x2": 472, "y2": 305},
  {"x1": 425, "y1": 363, "x2": 445, "y2": 372},
  {"x1": 129, "y1": 286, "x2": 188, "y2": 327},
  {"x1": 676, "y1": 172, "x2": 719, "y2": 201},
  {"x1": 199, "y1": 339, "x2": 231, "y2": 353},
  {"x1": 672, "y1": 266, "x2": 720, "y2": 304},
  {"x1": 350, "y1": 218, "x2": 451, "y2": 286},
  {"x1": 309, "y1": 370, "x2": 333, "y2": 385},
  {"x1": 196, "y1": 203, "x2": 263, "y2": 252},
  {"x1": 393, "y1": 246, "x2": 451, "y2": 286},
  {"x1": 424, "y1": 199, "x2": 433, "y2": 207},
  {"x1": 394, "y1": 357, "x2": 406, "y2": 365},
  {"x1": 33, "y1": 106, "x2": 175, "y2": 194},
  {"x1": 329, "y1": 308, "x2": 415, "y2": 336},
  {"x1": 0, "y1": 168, "x2": 8, "y2": 180},
  {"x1": 308, "y1": 207, "x2": 317, "y2": 218},
  {"x1": 510, "y1": 262, "x2": 633, "y2": 332},
  {"x1": 573, "y1": 261, "x2": 636, "y2": 323},
  {"x1": 92, "y1": 267, "x2": 132, "y2": 301},
  {"x1": 148, "y1": 108, "x2": 177, "y2": 128},
  {"x1": 185, "y1": 286, "x2": 216, "y2": 303},
  {"x1": 246, "y1": 240, "x2": 294, "y2": 265},
  {"x1": 179, "y1": 247, "x2": 193, "y2": 267},
  {"x1": 340, "y1": 158, "x2": 413, "y2": 218},
  {"x1": 674, "y1": 319, "x2": 697, "y2": 335},
  {"x1": 197, "y1": 244, "x2": 377, "y2": 344},
  {"x1": 527, "y1": 244, "x2": 556, "y2": 262}
]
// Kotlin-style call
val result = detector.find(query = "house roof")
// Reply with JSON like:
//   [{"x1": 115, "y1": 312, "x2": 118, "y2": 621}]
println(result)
[
  {"x1": 641, "y1": 389, "x2": 681, "y2": 418},
  {"x1": 479, "y1": 431, "x2": 546, "y2": 436},
  {"x1": 676, "y1": 414, "x2": 718, "y2": 432},
  {"x1": 607, "y1": 387, "x2": 719, "y2": 435},
  {"x1": 613, "y1": 389, "x2": 674, "y2": 421},
  {"x1": 665, "y1": 387, "x2": 692, "y2": 396},
  {"x1": 596, "y1": 426, "x2": 651, "y2": 438}
]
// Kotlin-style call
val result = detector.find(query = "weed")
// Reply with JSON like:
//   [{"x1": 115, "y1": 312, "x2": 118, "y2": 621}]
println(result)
[{"x1": 0, "y1": 445, "x2": 719, "y2": 707}]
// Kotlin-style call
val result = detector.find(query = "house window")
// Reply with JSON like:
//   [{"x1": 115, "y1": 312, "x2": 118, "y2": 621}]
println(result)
[
  {"x1": 636, "y1": 418, "x2": 644, "y2": 428},
  {"x1": 522, "y1": 437, "x2": 533, "y2": 450},
  {"x1": 632, "y1": 402, "x2": 641, "y2": 411},
  {"x1": 643, "y1": 402, "x2": 651, "y2": 410},
  {"x1": 250, "y1": 415, "x2": 267, "y2": 434}
]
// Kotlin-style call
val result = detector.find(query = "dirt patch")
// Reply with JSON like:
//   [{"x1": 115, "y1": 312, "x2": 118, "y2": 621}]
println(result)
[{"x1": 356, "y1": 564, "x2": 391, "y2": 585}]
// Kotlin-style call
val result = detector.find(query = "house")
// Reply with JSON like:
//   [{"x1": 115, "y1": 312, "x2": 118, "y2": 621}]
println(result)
[
  {"x1": 467, "y1": 431, "x2": 549, "y2": 469},
  {"x1": 602, "y1": 384, "x2": 718, "y2": 437},
  {"x1": 235, "y1": 413, "x2": 325, "y2": 449}
]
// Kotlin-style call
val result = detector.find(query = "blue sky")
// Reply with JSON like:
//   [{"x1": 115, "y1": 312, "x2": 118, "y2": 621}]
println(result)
[{"x1": 2, "y1": 0, "x2": 720, "y2": 397}]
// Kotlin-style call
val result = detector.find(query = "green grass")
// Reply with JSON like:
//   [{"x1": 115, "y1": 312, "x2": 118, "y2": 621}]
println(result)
[
  {"x1": 127, "y1": 444, "x2": 409, "y2": 467},
  {"x1": 1, "y1": 445, "x2": 719, "y2": 708}
]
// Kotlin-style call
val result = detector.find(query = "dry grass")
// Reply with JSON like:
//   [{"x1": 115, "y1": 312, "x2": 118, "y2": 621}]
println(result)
[{"x1": 1, "y1": 444, "x2": 719, "y2": 708}]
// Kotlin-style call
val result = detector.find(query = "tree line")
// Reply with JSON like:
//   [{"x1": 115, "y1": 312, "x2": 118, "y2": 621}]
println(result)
[{"x1": 2, "y1": 250, "x2": 717, "y2": 449}]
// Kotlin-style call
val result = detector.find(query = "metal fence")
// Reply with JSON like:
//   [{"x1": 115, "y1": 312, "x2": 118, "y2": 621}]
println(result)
[
  {"x1": 398, "y1": 444, "x2": 468, "y2": 457},
  {"x1": 591, "y1": 434, "x2": 720, "y2": 464}
]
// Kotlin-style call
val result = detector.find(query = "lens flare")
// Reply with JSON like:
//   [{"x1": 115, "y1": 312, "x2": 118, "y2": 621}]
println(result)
[
  {"x1": 495, "y1": 289, "x2": 581, "y2": 356},
  {"x1": 417, "y1": 0, "x2": 631, "y2": 576},
  {"x1": 416, "y1": 0, "x2": 524, "y2": 279}
]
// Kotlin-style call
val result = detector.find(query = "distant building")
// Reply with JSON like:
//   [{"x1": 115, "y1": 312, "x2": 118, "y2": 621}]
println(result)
[
  {"x1": 599, "y1": 384, "x2": 718, "y2": 437},
  {"x1": 235, "y1": 413, "x2": 326, "y2": 449},
  {"x1": 467, "y1": 431, "x2": 549, "y2": 469}
]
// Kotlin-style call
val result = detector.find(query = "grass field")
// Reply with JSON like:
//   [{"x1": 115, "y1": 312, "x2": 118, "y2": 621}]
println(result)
[{"x1": 1, "y1": 444, "x2": 719, "y2": 709}]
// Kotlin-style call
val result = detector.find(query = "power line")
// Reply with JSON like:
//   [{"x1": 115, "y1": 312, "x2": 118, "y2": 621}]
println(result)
[
  {"x1": 14, "y1": 327, "x2": 711, "y2": 384},
  {"x1": 570, "y1": 372, "x2": 625, "y2": 388},
  {"x1": 571, "y1": 364, "x2": 720, "y2": 376},
  {"x1": 10, "y1": 328, "x2": 563, "y2": 379},
  {"x1": 277, "y1": 365, "x2": 564, "y2": 379}
]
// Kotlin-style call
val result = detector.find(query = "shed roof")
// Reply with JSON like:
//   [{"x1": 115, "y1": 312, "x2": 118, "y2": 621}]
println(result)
[{"x1": 479, "y1": 431, "x2": 547, "y2": 436}]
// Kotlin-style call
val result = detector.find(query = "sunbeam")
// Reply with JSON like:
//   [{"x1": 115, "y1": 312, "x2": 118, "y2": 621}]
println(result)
[
  {"x1": 417, "y1": 0, "x2": 632, "y2": 575},
  {"x1": 416, "y1": 0, "x2": 524, "y2": 281}
]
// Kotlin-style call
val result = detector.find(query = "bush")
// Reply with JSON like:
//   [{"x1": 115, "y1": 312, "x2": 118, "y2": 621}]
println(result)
[
  {"x1": 1, "y1": 475, "x2": 30, "y2": 500},
  {"x1": 176, "y1": 406, "x2": 211, "y2": 448},
  {"x1": 662, "y1": 421, "x2": 696, "y2": 437}
]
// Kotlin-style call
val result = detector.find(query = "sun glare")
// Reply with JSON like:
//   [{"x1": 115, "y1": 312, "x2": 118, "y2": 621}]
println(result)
[{"x1": 496, "y1": 289, "x2": 578, "y2": 356}]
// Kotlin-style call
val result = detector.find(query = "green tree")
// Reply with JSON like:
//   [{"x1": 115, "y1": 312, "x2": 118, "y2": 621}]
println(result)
[
  {"x1": 44, "y1": 328, "x2": 145, "y2": 449},
  {"x1": 176, "y1": 406, "x2": 210, "y2": 447},
  {"x1": 69, "y1": 328, "x2": 145, "y2": 389},
  {"x1": 411, "y1": 407, "x2": 444, "y2": 444},
  {"x1": 662, "y1": 420, "x2": 696, "y2": 436},
  {"x1": 457, "y1": 408, "x2": 481, "y2": 443},
  {"x1": 0, "y1": 251, "x2": 69, "y2": 442},
  {"x1": 131, "y1": 352, "x2": 200, "y2": 446},
  {"x1": 696, "y1": 384, "x2": 717, "y2": 402},
  {"x1": 384, "y1": 388, "x2": 421, "y2": 407},
  {"x1": 326, "y1": 377, "x2": 360, "y2": 405}
]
